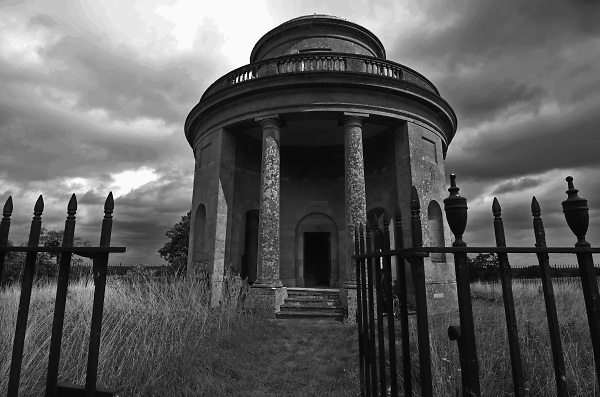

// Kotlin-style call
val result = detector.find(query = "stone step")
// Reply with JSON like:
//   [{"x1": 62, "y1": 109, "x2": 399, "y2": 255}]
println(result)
[
  {"x1": 280, "y1": 304, "x2": 344, "y2": 313},
  {"x1": 275, "y1": 310, "x2": 344, "y2": 321},
  {"x1": 284, "y1": 298, "x2": 341, "y2": 306},
  {"x1": 288, "y1": 291, "x2": 340, "y2": 299}
]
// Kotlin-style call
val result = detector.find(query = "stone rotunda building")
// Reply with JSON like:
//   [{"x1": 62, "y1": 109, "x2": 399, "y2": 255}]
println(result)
[{"x1": 184, "y1": 15, "x2": 458, "y2": 318}]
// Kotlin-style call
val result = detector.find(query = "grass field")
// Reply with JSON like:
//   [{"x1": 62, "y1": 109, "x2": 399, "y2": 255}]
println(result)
[
  {"x1": 0, "y1": 277, "x2": 358, "y2": 396},
  {"x1": 398, "y1": 281, "x2": 598, "y2": 396},
  {"x1": 2, "y1": 277, "x2": 597, "y2": 396}
]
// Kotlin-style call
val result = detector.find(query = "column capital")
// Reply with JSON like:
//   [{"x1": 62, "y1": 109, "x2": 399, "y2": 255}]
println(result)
[
  {"x1": 255, "y1": 114, "x2": 285, "y2": 129},
  {"x1": 339, "y1": 112, "x2": 369, "y2": 127}
]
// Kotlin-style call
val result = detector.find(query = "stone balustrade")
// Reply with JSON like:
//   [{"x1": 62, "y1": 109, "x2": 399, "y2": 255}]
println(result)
[{"x1": 202, "y1": 52, "x2": 439, "y2": 99}]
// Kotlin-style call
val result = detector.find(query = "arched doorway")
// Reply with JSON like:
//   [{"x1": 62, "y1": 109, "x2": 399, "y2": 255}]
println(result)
[
  {"x1": 295, "y1": 213, "x2": 339, "y2": 287},
  {"x1": 242, "y1": 209, "x2": 259, "y2": 284}
]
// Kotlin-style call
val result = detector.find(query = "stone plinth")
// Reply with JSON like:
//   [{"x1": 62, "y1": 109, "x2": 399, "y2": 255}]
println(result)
[{"x1": 245, "y1": 285, "x2": 288, "y2": 316}]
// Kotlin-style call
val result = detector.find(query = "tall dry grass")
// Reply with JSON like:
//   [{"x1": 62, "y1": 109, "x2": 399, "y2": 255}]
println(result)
[
  {"x1": 397, "y1": 281, "x2": 598, "y2": 396},
  {"x1": 1, "y1": 273, "x2": 253, "y2": 396}
]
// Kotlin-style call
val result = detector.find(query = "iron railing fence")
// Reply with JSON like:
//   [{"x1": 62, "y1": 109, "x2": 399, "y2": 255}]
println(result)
[
  {"x1": 353, "y1": 175, "x2": 600, "y2": 397},
  {"x1": 0, "y1": 193, "x2": 126, "y2": 397}
]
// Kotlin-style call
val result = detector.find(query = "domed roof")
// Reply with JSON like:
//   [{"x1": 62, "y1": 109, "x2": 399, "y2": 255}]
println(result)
[{"x1": 250, "y1": 14, "x2": 386, "y2": 63}]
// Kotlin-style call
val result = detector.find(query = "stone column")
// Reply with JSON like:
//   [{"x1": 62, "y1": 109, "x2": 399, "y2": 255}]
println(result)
[
  {"x1": 342, "y1": 113, "x2": 368, "y2": 324},
  {"x1": 246, "y1": 115, "x2": 287, "y2": 315}
]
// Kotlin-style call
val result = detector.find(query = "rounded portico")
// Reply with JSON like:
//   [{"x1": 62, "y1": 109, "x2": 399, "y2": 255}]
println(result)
[{"x1": 185, "y1": 15, "x2": 458, "y2": 317}]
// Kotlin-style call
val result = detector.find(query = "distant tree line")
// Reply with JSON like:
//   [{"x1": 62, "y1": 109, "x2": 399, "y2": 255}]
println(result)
[
  {"x1": 467, "y1": 253, "x2": 597, "y2": 282},
  {"x1": 1, "y1": 228, "x2": 91, "y2": 285}
]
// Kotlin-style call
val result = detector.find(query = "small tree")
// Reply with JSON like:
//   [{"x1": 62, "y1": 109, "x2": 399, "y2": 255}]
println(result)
[
  {"x1": 158, "y1": 211, "x2": 190, "y2": 276},
  {"x1": 466, "y1": 253, "x2": 499, "y2": 282}
]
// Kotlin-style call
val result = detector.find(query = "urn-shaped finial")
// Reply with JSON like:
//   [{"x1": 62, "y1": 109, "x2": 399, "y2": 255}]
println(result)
[
  {"x1": 444, "y1": 174, "x2": 468, "y2": 247},
  {"x1": 562, "y1": 176, "x2": 589, "y2": 247}
]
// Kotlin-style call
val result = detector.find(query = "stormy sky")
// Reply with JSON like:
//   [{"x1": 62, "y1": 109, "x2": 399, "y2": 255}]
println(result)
[{"x1": 1, "y1": 0, "x2": 599, "y2": 265}]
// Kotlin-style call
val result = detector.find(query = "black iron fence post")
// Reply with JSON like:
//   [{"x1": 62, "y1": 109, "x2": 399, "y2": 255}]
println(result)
[
  {"x1": 365, "y1": 222, "x2": 378, "y2": 396},
  {"x1": 85, "y1": 192, "x2": 114, "y2": 397},
  {"x1": 443, "y1": 175, "x2": 480, "y2": 397},
  {"x1": 381, "y1": 214, "x2": 398, "y2": 396},
  {"x1": 359, "y1": 224, "x2": 373, "y2": 396},
  {"x1": 372, "y1": 217, "x2": 387, "y2": 396},
  {"x1": 531, "y1": 196, "x2": 568, "y2": 395},
  {"x1": 0, "y1": 196, "x2": 13, "y2": 286},
  {"x1": 562, "y1": 176, "x2": 600, "y2": 388},
  {"x1": 354, "y1": 225, "x2": 366, "y2": 397},
  {"x1": 46, "y1": 194, "x2": 77, "y2": 396},
  {"x1": 8, "y1": 195, "x2": 44, "y2": 397},
  {"x1": 394, "y1": 202, "x2": 412, "y2": 395},
  {"x1": 408, "y1": 186, "x2": 433, "y2": 396},
  {"x1": 492, "y1": 198, "x2": 525, "y2": 396}
]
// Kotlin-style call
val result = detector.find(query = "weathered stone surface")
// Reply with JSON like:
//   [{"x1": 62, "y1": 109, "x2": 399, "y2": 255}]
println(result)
[
  {"x1": 246, "y1": 286, "x2": 288, "y2": 316},
  {"x1": 255, "y1": 117, "x2": 283, "y2": 288},
  {"x1": 343, "y1": 114, "x2": 368, "y2": 285}
]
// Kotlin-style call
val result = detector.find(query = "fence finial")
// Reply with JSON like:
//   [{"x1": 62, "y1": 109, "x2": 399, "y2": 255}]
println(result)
[
  {"x1": 492, "y1": 197, "x2": 501, "y2": 219},
  {"x1": 562, "y1": 176, "x2": 589, "y2": 247},
  {"x1": 3, "y1": 196, "x2": 13, "y2": 220},
  {"x1": 531, "y1": 197, "x2": 541, "y2": 218},
  {"x1": 67, "y1": 193, "x2": 77, "y2": 220},
  {"x1": 444, "y1": 174, "x2": 468, "y2": 247},
  {"x1": 34, "y1": 195, "x2": 44, "y2": 219},
  {"x1": 104, "y1": 192, "x2": 114, "y2": 219}
]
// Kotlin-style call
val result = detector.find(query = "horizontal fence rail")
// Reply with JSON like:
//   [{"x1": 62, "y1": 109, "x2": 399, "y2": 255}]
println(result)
[
  {"x1": 0, "y1": 193, "x2": 126, "y2": 397},
  {"x1": 201, "y1": 52, "x2": 439, "y2": 99},
  {"x1": 352, "y1": 175, "x2": 600, "y2": 396}
]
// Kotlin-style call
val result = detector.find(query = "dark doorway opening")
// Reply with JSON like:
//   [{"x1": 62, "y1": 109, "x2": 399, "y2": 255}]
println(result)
[
  {"x1": 304, "y1": 232, "x2": 331, "y2": 287},
  {"x1": 242, "y1": 209, "x2": 259, "y2": 284}
]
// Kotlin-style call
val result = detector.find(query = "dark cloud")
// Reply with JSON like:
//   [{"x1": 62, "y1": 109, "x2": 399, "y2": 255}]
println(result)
[
  {"x1": 445, "y1": 79, "x2": 545, "y2": 126},
  {"x1": 28, "y1": 13, "x2": 57, "y2": 28},
  {"x1": 446, "y1": 100, "x2": 600, "y2": 181},
  {"x1": 490, "y1": 177, "x2": 543, "y2": 196}
]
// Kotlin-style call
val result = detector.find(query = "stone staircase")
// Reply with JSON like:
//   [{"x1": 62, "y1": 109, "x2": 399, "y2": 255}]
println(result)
[{"x1": 276, "y1": 288, "x2": 345, "y2": 322}]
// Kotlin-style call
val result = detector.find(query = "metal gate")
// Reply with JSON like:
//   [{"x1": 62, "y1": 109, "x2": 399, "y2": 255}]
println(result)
[{"x1": 353, "y1": 175, "x2": 600, "y2": 396}]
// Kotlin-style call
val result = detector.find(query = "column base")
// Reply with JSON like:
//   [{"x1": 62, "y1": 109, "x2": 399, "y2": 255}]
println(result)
[
  {"x1": 245, "y1": 285, "x2": 288, "y2": 317},
  {"x1": 342, "y1": 283, "x2": 357, "y2": 324}
]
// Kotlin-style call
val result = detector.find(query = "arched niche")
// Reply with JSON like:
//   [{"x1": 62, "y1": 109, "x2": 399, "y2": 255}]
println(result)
[
  {"x1": 427, "y1": 200, "x2": 446, "y2": 262},
  {"x1": 192, "y1": 204, "x2": 207, "y2": 262},
  {"x1": 295, "y1": 213, "x2": 339, "y2": 288}
]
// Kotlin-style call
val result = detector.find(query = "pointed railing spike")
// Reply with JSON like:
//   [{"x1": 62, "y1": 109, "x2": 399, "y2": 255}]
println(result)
[
  {"x1": 3, "y1": 196, "x2": 13, "y2": 220},
  {"x1": 67, "y1": 193, "x2": 77, "y2": 219},
  {"x1": 492, "y1": 197, "x2": 501, "y2": 218},
  {"x1": 104, "y1": 192, "x2": 114, "y2": 216},
  {"x1": 531, "y1": 197, "x2": 541, "y2": 218},
  {"x1": 34, "y1": 195, "x2": 44, "y2": 218},
  {"x1": 562, "y1": 176, "x2": 589, "y2": 247}
]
